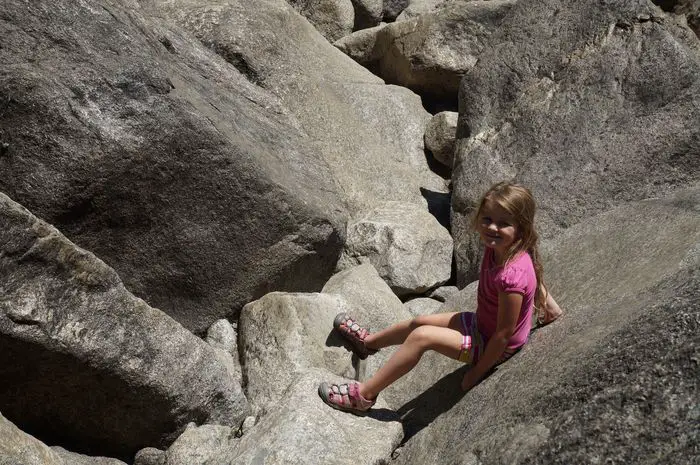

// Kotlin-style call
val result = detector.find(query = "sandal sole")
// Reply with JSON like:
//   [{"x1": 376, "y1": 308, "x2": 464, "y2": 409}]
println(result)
[
  {"x1": 333, "y1": 313, "x2": 377, "y2": 360},
  {"x1": 318, "y1": 382, "x2": 372, "y2": 416}
]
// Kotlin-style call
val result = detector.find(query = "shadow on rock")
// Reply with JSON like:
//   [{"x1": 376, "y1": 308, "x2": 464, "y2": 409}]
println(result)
[{"x1": 396, "y1": 365, "x2": 469, "y2": 444}]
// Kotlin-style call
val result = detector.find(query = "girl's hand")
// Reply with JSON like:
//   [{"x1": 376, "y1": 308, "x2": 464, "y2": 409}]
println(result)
[{"x1": 461, "y1": 371, "x2": 480, "y2": 391}]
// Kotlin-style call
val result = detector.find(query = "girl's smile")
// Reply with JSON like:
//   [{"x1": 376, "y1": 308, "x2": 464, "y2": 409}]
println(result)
[{"x1": 478, "y1": 200, "x2": 518, "y2": 262}]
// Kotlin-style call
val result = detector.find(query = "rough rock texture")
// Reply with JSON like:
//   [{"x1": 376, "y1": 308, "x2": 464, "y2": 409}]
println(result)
[
  {"x1": 337, "y1": 201, "x2": 453, "y2": 297},
  {"x1": 452, "y1": 0, "x2": 700, "y2": 282},
  {"x1": 404, "y1": 297, "x2": 442, "y2": 316},
  {"x1": 396, "y1": 187, "x2": 700, "y2": 464},
  {"x1": 0, "y1": 413, "x2": 65, "y2": 465},
  {"x1": 51, "y1": 447, "x2": 127, "y2": 465},
  {"x1": 0, "y1": 194, "x2": 249, "y2": 459},
  {"x1": 655, "y1": 0, "x2": 700, "y2": 37},
  {"x1": 396, "y1": 0, "x2": 448, "y2": 20},
  {"x1": 205, "y1": 319, "x2": 237, "y2": 356},
  {"x1": 383, "y1": 0, "x2": 410, "y2": 21},
  {"x1": 163, "y1": 423, "x2": 234, "y2": 465},
  {"x1": 287, "y1": 0, "x2": 355, "y2": 41},
  {"x1": 0, "y1": 0, "x2": 345, "y2": 334},
  {"x1": 336, "y1": 0, "x2": 515, "y2": 104},
  {"x1": 202, "y1": 370, "x2": 403, "y2": 465},
  {"x1": 133, "y1": 448, "x2": 166, "y2": 465},
  {"x1": 429, "y1": 285, "x2": 459, "y2": 302},
  {"x1": 239, "y1": 292, "x2": 357, "y2": 415},
  {"x1": 351, "y1": 0, "x2": 385, "y2": 29},
  {"x1": 424, "y1": 111, "x2": 458, "y2": 167},
  {"x1": 147, "y1": 0, "x2": 446, "y2": 212}
]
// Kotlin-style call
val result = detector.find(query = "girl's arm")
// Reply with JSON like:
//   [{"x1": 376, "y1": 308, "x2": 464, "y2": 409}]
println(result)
[
  {"x1": 538, "y1": 287, "x2": 563, "y2": 325},
  {"x1": 461, "y1": 292, "x2": 522, "y2": 391}
]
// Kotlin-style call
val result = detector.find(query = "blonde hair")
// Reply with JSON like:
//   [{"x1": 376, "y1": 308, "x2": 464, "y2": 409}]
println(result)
[{"x1": 472, "y1": 181, "x2": 547, "y2": 310}]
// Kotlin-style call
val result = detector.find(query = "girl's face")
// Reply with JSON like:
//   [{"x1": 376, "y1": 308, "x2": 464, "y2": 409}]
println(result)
[{"x1": 477, "y1": 199, "x2": 519, "y2": 259}]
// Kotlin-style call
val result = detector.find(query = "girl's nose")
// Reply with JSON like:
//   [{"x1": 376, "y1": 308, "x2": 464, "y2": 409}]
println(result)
[{"x1": 486, "y1": 222, "x2": 498, "y2": 231}]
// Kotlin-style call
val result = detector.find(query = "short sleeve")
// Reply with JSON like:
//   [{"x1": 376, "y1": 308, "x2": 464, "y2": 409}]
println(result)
[{"x1": 496, "y1": 266, "x2": 528, "y2": 295}]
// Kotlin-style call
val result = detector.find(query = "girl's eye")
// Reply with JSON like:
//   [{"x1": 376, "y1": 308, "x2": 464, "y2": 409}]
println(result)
[
  {"x1": 481, "y1": 216, "x2": 492, "y2": 224},
  {"x1": 498, "y1": 221, "x2": 511, "y2": 228}
]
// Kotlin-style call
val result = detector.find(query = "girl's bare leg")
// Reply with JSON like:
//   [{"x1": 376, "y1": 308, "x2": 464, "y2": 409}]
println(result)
[
  {"x1": 360, "y1": 324, "x2": 464, "y2": 400},
  {"x1": 364, "y1": 312, "x2": 462, "y2": 350}
]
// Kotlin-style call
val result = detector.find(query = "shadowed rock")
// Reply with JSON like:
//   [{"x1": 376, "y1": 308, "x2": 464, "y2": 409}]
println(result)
[
  {"x1": 0, "y1": 193, "x2": 249, "y2": 459},
  {"x1": 0, "y1": 0, "x2": 345, "y2": 333},
  {"x1": 287, "y1": 0, "x2": 355, "y2": 41}
]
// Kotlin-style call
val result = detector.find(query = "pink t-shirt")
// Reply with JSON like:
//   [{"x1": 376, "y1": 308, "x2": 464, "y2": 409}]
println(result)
[{"x1": 476, "y1": 247, "x2": 536, "y2": 349}]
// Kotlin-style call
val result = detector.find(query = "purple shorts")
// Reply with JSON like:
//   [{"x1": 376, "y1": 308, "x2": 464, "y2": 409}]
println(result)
[{"x1": 457, "y1": 312, "x2": 519, "y2": 365}]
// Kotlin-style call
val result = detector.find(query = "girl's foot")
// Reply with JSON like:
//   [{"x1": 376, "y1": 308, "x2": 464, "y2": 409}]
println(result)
[
  {"x1": 318, "y1": 381, "x2": 375, "y2": 414},
  {"x1": 333, "y1": 313, "x2": 378, "y2": 359}
]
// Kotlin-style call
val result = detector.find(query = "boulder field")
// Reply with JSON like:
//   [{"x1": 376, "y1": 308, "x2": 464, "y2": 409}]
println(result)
[{"x1": 1, "y1": 0, "x2": 698, "y2": 463}]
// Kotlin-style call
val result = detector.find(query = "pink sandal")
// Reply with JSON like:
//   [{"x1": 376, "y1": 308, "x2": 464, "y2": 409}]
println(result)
[
  {"x1": 333, "y1": 313, "x2": 378, "y2": 360},
  {"x1": 318, "y1": 381, "x2": 375, "y2": 414}
]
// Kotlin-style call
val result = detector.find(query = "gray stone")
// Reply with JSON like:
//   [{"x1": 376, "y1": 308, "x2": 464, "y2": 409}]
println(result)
[
  {"x1": 164, "y1": 423, "x2": 234, "y2": 465},
  {"x1": 396, "y1": 187, "x2": 700, "y2": 464},
  {"x1": 351, "y1": 0, "x2": 384, "y2": 29},
  {"x1": 205, "y1": 370, "x2": 403, "y2": 465},
  {"x1": 0, "y1": 0, "x2": 346, "y2": 334},
  {"x1": 383, "y1": 0, "x2": 410, "y2": 21},
  {"x1": 206, "y1": 320, "x2": 243, "y2": 386},
  {"x1": 428, "y1": 285, "x2": 459, "y2": 302},
  {"x1": 0, "y1": 413, "x2": 64, "y2": 465},
  {"x1": 451, "y1": 0, "x2": 700, "y2": 283},
  {"x1": 337, "y1": 201, "x2": 453, "y2": 297},
  {"x1": 205, "y1": 319, "x2": 237, "y2": 355},
  {"x1": 395, "y1": 0, "x2": 448, "y2": 21},
  {"x1": 239, "y1": 292, "x2": 357, "y2": 415},
  {"x1": 403, "y1": 297, "x2": 443, "y2": 316},
  {"x1": 134, "y1": 448, "x2": 166, "y2": 465},
  {"x1": 337, "y1": 0, "x2": 515, "y2": 102},
  {"x1": 425, "y1": 111, "x2": 458, "y2": 168},
  {"x1": 287, "y1": 0, "x2": 355, "y2": 41},
  {"x1": 51, "y1": 447, "x2": 127, "y2": 465},
  {"x1": 0, "y1": 193, "x2": 249, "y2": 459},
  {"x1": 146, "y1": 0, "x2": 446, "y2": 214},
  {"x1": 238, "y1": 416, "x2": 256, "y2": 437}
]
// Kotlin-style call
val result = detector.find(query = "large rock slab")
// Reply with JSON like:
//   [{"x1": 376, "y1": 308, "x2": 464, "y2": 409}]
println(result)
[
  {"x1": 451, "y1": 0, "x2": 700, "y2": 282},
  {"x1": 287, "y1": 0, "x2": 355, "y2": 41},
  {"x1": 337, "y1": 201, "x2": 453, "y2": 297},
  {"x1": 335, "y1": 0, "x2": 516, "y2": 103},
  {"x1": 396, "y1": 186, "x2": 700, "y2": 464},
  {"x1": 239, "y1": 292, "x2": 357, "y2": 415},
  {"x1": 0, "y1": 194, "x2": 249, "y2": 459},
  {"x1": 146, "y1": 0, "x2": 446, "y2": 213},
  {"x1": 200, "y1": 370, "x2": 403, "y2": 465},
  {"x1": 0, "y1": 0, "x2": 345, "y2": 333}
]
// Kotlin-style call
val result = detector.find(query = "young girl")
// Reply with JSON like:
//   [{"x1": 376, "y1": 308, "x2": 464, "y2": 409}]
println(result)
[{"x1": 318, "y1": 182, "x2": 562, "y2": 413}]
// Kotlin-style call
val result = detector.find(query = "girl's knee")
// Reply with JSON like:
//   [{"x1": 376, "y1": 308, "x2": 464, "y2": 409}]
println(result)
[
  {"x1": 404, "y1": 325, "x2": 434, "y2": 349},
  {"x1": 410, "y1": 315, "x2": 431, "y2": 329}
]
